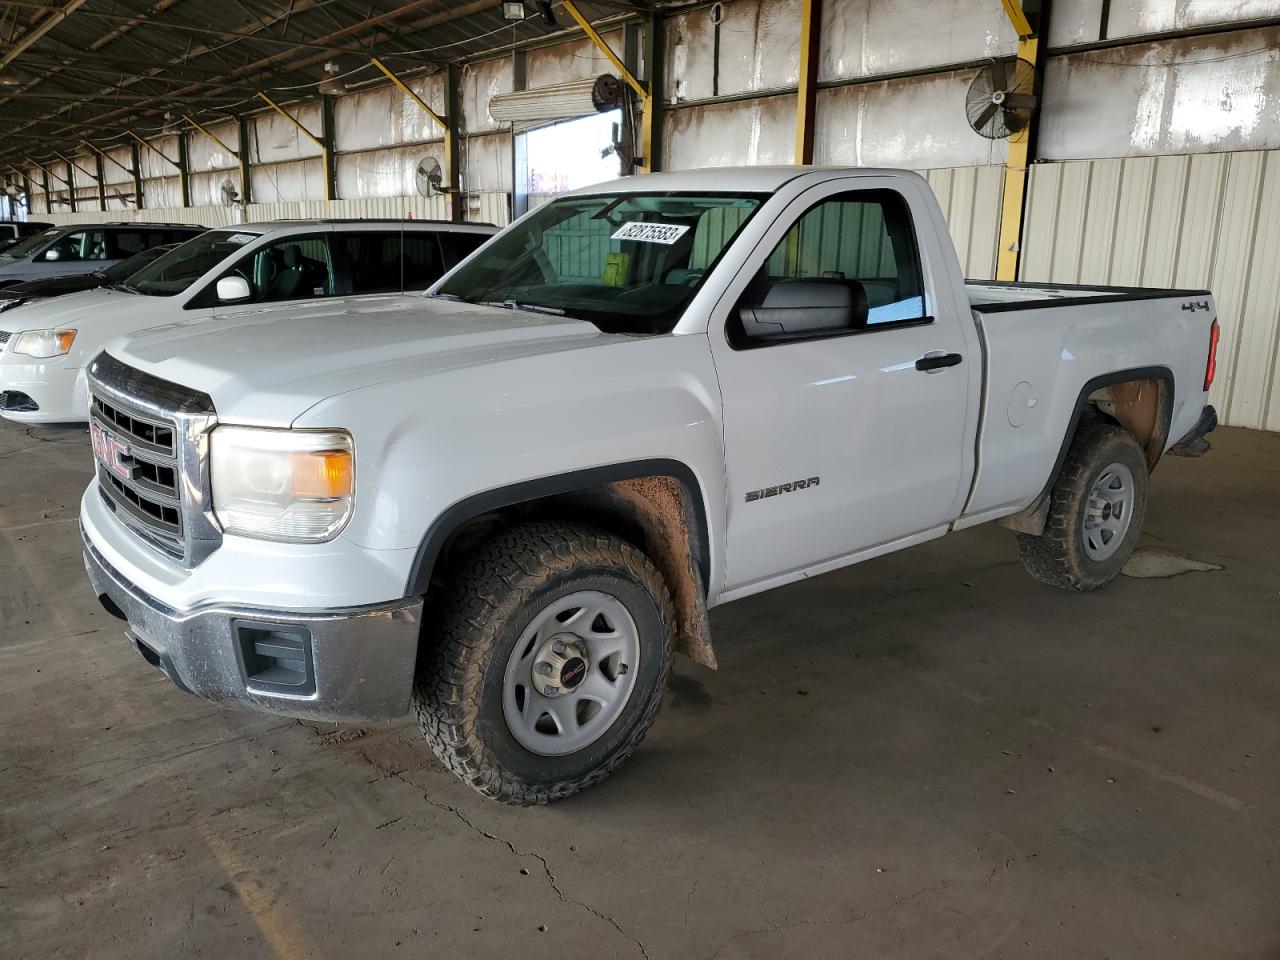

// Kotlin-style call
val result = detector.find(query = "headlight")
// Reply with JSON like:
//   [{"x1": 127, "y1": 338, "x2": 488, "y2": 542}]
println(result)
[
  {"x1": 11, "y1": 328, "x2": 76, "y2": 358},
  {"x1": 210, "y1": 426, "x2": 354, "y2": 542}
]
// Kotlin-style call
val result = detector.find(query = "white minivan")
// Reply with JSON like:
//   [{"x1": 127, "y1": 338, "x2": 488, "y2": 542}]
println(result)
[{"x1": 0, "y1": 218, "x2": 496, "y2": 422}]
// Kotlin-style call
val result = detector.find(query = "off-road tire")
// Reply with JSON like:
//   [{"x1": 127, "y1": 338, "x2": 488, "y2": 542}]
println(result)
[
  {"x1": 1018, "y1": 422, "x2": 1148, "y2": 591},
  {"x1": 413, "y1": 521, "x2": 675, "y2": 805}
]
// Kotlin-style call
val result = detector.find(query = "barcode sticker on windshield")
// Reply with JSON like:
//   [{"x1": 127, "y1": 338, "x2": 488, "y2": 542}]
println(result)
[{"x1": 611, "y1": 221, "x2": 690, "y2": 245}]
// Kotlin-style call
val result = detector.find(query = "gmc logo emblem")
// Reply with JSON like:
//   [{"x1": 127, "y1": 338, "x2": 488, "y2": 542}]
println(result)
[{"x1": 90, "y1": 421, "x2": 135, "y2": 482}]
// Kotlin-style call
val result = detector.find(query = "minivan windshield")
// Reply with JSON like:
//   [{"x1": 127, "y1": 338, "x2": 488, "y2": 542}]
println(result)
[
  {"x1": 128, "y1": 229, "x2": 263, "y2": 296},
  {"x1": 2, "y1": 228, "x2": 61, "y2": 260},
  {"x1": 434, "y1": 191, "x2": 765, "y2": 335}
]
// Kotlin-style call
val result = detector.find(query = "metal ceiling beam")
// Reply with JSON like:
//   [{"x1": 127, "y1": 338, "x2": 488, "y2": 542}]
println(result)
[
  {"x1": 1, "y1": 0, "x2": 466, "y2": 159},
  {"x1": 0, "y1": 0, "x2": 86, "y2": 70},
  {"x1": 0, "y1": 0, "x2": 326, "y2": 155}
]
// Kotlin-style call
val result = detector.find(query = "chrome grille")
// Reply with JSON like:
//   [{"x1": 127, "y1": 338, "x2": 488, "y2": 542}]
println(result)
[
  {"x1": 0, "y1": 330, "x2": 10, "y2": 345},
  {"x1": 86, "y1": 352, "x2": 220, "y2": 567},
  {"x1": 91, "y1": 394, "x2": 175, "y2": 455}
]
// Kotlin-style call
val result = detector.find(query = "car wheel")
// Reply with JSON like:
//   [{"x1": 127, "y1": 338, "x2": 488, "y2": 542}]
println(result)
[
  {"x1": 413, "y1": 521, "x2": 674, "y2": 805},
  {"x1": 1018, "y1": 421, "x2": 1148, "y2": 591}
]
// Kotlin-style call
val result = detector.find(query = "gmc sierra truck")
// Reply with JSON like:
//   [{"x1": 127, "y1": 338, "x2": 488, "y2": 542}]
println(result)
[{"x1": 80, "y1": 167, "x2": 1219, "y2": 805}]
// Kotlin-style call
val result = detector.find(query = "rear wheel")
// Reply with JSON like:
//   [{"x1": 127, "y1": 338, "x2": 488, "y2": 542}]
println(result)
[
  {"x1": 413, "y1": 522, "x2": 674, "y2": 805},
  {"x1": 1018, "y1": 422, "x2": 1148, "y2": 591}
]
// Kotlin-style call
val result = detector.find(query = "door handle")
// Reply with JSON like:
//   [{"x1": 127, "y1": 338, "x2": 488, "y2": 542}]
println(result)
[{"x1": 915, "y1": 351, "x2": 963, "y2": 373}]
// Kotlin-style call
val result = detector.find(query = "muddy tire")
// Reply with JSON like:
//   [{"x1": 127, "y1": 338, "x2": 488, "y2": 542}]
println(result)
[
  {"x1": 413, "y1": 521, "x2": 674, "y2": 805},
  {"x1": 1018, "y1": 422, "x2": 1148, "y2": 591}
]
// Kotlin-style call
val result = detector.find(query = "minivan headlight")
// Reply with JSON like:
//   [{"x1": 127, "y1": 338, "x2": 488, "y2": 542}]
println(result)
[
  {"x1": 11, "y1": 328, "x2": 76, "y2": 358},
  {"x1": 210, "y1": 426, "x2": 354, "y2": 542}
]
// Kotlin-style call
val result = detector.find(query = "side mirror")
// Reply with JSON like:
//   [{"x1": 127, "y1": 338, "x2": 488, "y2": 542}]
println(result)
[
  {"x1": 42, "y1": 248, "x2": 61, "y2": 262},
  {"x1": 739, "y1": 278, "x2": 868, "y2": 339},
  {"x1": 216, "y1": 275, "x2": 252, "y2": 303}
]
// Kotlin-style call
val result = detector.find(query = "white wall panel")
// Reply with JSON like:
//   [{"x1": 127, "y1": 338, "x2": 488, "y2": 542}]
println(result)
[
  {"x1": 1020, "y1": 150, "x2": 1280, "y2": 430},
  {"x1": 527, "y1": 29, "x2": 624, "y2": 89},
  {"x1": 250, "y1": 158, "x2": 324, "y2": 204},
  {"x1": 460, "y1": 57, "x2": 513, "y2": 136},
  {"x1": 1052, "y1": 0, "x2": 1280, "y2": 45},
  {"x1": 142, "y1": 176, "x2": 180, "y2": 209},
  {"x1": 136, "y1": 135, "x2": 181, "y2": 179},
  {"x1": 664, "y1": 94, "x2": 795, "y2": 168},
  {"x1": 1040, "y1": 28, "x2": 1280, "y2": 160},
  {"x1": 461, "y1": 132, "x2": 512, "y2": 193},
  {"x1": 665, "y1": 1, "x2": 798, "y2": 102},
  {"x1": 334, "y1": 73, "x2": 447, "y2": 151},
  {"x1": 820, "y1": 0, "x2": 1018, "y2": 83},
  {"x1": 337, "y1": 144, "x2": 446, "y2": 200},
  {"x1": 102, "y1": 146, "x2": 133, "y2": 187},
  {"x1": 814, "y1": 70, "x2": 1008, "y2": 170},
  {"x1": 188, "y1": 120, "x2": 240, "y2": 172},
  {"x1": 248, "y1": 104, "x2": 324, "y2": 163}
]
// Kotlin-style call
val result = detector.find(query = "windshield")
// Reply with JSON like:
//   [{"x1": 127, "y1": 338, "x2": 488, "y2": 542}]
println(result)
[
  {"x1": 128, "y1": 230, "x2": 262, "y2": 296},
  {"x1": 2, "y1": 228, "x2": 61, "y2": 260},
  {"x1": 102, "y1": 245, "x2": 173, "y2": 283},
  {"x1": 436, "y1": 191, "x2": 765, "y2": 334}
]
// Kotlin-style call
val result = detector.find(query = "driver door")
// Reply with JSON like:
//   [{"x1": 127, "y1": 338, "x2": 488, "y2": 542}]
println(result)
[{"x1": 710, "y1": 178, "x2": 973, "y2": 594}]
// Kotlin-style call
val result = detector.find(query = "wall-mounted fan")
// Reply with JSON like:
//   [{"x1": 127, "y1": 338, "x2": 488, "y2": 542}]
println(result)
[
  {"x1": 415, "y1": 156, "x2": 448, "y2": 197},
  {"x1": 966, "y1": 58, "x2": 1037, "y2": 140},
  {"x1": 220, "y1": 178, "x2": 243, "y2": 207}
]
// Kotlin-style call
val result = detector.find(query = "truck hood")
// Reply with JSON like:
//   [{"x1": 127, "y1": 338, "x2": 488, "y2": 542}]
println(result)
[
  {"x1": 0, "y1": 287, "x2": 140, "y2": 331},
  {"x1": 106, "y1": 295, "x2": 616, "y2": 425}
]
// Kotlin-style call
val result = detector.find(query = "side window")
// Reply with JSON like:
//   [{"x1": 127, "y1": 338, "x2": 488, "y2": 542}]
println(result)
[
  {"x1": 439, "y1": 232, "x2": 488, "y2": 269},
  {"x1": 402, "y1": 235, "x2": 444, "y2": 290},
  {"x1": 340, "y1": 233, "x2": 401, "y2": 294},
  {"x1": 111, "y1": 230, "x2": 148, "y2": 257},
  {"x1": 730, "y1": 189, "x2": 927, "y2": 347},
  {"x1": 224, "y1": 236, "x2": 334, "y2": 304},
  {"x1": 43, "y1": 230, "x2": 109, "y2": 262}
]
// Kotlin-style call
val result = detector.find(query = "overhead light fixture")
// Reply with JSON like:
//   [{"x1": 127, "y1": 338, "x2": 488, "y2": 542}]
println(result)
[
  {"x1": 0, "y1": 70, "x2": 20, "y2": 87},
  {"x1": 318, "y1": 61, "x2": 347, "y2": 96},
  {"x1": 501, "y1": 1, "x2": 525, "y2": 19}
]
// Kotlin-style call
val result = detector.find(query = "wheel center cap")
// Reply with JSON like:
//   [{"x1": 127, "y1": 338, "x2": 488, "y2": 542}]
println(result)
[{"x1": 531, "y1": 633, "x2": 588, "y2": 698}]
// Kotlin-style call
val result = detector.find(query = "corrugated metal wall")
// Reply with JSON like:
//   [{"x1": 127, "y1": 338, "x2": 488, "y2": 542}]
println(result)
[
  {"x1": 37, "y1": 192, "x2": 511, "y2": 230},
  {"x1": 1021, "y1": 150, "x2": 1280, "y2": 431}
]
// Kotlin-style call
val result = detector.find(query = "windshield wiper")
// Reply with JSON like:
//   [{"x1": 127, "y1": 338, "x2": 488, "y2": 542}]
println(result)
[
  {"x1": 429, "y1": 292, "x2": 465, "y2": 302},
  {"x1": 108, "y1": 282, "x2": 142, "y2": 295},
  {"x1": 480, "y1": 299, "x2": 566, "y2": 316}
]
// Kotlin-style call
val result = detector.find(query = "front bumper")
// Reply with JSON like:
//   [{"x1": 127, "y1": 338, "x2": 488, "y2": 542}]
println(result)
[
  {"x1": 83, "y1": 523, "x2": 424, "y2": 722},
  {"x1": 0, "y1": 358, "x2": 84, "y2": 423}
]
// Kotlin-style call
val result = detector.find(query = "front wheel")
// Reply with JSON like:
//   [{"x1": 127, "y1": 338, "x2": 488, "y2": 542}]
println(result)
[
  {"x1": 1018, "y1": 422, "x2": 1148, "y2": 591},
  {"x1": 413, "y1": 522, "x2": 674, "y2": 805}
]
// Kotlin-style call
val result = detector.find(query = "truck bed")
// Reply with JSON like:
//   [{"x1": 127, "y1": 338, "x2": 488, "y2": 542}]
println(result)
[
  {"x1": 966, "y1": 279, "x2": 1211, "y2": 312},
  {"x1": 957, "y1": 279, "x2": 1216, "y2": 528}
]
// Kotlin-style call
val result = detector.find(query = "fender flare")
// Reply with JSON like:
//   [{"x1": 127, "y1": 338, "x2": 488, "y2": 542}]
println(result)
[
  {"x1": 1047, "y1": 365, "x2": 1175, "y2": 491},
  {"x1": 404, "y1": 458, "x2": 712, "y2": 597}
]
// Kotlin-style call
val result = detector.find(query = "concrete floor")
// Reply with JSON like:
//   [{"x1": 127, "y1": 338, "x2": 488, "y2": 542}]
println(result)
[{"x1": 1, "y1": 417, "x2": 1278, "y2": 960}]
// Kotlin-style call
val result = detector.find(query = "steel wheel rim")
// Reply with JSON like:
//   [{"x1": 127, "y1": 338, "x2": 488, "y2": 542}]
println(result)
[
  {"x1": 1082, "y1": 461, "x2": 1135, "y2": 561},
  {"x1": 502, "y1": 590, "x2": 641, "y2": 757}
]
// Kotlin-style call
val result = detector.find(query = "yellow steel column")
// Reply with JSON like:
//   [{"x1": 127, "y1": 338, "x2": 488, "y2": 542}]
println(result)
[
  {"x1": 794, "y1": 0, "x2": 821, "y2": 163},
  {"x1": 996, "y1": 0, "x2": 1038, "y2": 281}
]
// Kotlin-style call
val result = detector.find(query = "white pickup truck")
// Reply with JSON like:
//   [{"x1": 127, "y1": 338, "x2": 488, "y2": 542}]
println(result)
[{"x1": 80, "y1": 167, "x2": 1219, "y2": 805}]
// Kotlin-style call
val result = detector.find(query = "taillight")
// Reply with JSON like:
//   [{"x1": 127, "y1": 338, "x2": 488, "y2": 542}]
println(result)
[{"x1": 1204, "y1": 318, "x2": 1220, "y2": 392}]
